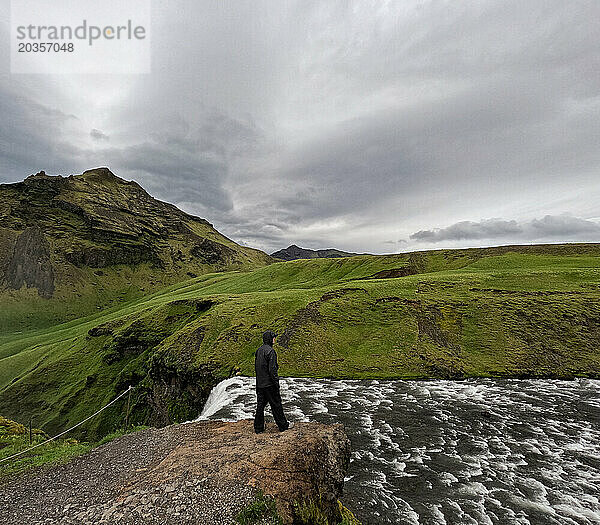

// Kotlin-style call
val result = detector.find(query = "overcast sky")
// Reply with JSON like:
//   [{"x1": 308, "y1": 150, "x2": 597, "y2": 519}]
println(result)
[{"x1": 1, "y1": 0, "x2": 599, "y2": 254}]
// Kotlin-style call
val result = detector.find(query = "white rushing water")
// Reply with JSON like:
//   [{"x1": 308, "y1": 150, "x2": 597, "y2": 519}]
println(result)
[{"x1": 193, "y1": 377, "x2": 600, "y2": 525}]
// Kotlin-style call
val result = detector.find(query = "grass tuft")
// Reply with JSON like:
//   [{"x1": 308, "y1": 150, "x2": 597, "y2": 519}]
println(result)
[
  {"x1": 235, "y1": 490, "x2": 282, "y2": 525},
  {"x1": 0, "y1": 415, "x2": 147, "y2": 481}
]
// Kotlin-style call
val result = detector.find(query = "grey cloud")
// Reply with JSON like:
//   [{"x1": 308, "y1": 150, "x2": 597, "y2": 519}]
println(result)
[
  {"x1": 411, "y1": 219, "x2": 522, "y2": 242},
  {"x1": 90, "y1": 129, "x2": 109, "y2": 141},
  {"x1": 1, "y1": 1, "x2": 600, "y2": 254},
  {"x1": 91, "y1": 107, "x2": 269, "y2": 220},
  {"x1": 411, "y1": 215, "x2": 600, "y2": 244},
  {"x1": 530, "y1": 215, "x2": 600, "y2": 236},
  {"x1": 0, "y1": 87, "x2": 84, "y2": 180},
  {"x1": 382, "y1": 239, "x2": 408, "y2": 246},
  {"x1": 89, "y1": 141, "x2": 234, "y2": 215}
]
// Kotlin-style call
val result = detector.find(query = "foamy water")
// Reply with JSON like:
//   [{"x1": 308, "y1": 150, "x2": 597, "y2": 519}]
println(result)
[{"x1": 193, "y1": 377, "x2": 600, "y2": 525}]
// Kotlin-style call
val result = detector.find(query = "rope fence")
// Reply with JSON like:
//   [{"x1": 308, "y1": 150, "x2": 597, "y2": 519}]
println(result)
[{"x1": 0, "y1": 385, "x2": 134, "y2": 465}]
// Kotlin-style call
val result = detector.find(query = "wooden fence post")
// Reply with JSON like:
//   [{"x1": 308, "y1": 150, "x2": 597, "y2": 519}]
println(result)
[{"x1": 124, "y1": 388, "x2": 131, "y2": 430}]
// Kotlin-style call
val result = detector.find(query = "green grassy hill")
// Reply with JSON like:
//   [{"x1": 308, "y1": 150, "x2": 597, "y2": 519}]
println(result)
[
  {"x1": 0, "y1": 168, "x2": 272, "y2": 332},
  {"x1": 1, "y1": 242, "x2": 599, "y2": 439}
]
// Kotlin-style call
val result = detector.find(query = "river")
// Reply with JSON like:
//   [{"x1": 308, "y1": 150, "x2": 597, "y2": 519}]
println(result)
[{"x1": 194, "y1": 377, "x2": 600, "y2": 525}]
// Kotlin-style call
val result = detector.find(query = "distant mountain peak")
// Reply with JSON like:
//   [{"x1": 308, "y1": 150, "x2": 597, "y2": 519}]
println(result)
[
  {"x1": 26, "y1": 170, "x2": 58, "y2": 181},
  {"x1": 80, "y1": 166, "x2": 118, "y2": 180},
  {"x1": 24, "y1": 167, "x2": 131, "y2": 186},
  {"x1": 270, "y1": 244, "x2": 363, "y2": 261}
]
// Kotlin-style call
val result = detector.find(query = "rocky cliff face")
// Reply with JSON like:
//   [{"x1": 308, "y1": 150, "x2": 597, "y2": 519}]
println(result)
[
  {"x1": 5, "y1": 226, "x2": 55, "y2": 298},
  {"x1": 0, "y1": 420, "x2": 356, "y2": 525},
  {"x1": 0, "y1": 168, "x2": 272, "y2": 328}
]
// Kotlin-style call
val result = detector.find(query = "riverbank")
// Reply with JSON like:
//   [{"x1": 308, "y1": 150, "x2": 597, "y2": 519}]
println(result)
[{"x1": 0, "y1": 419, "x2": 357, "y2": 525}]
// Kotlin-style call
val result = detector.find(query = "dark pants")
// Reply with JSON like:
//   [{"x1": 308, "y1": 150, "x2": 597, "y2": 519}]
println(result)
[{"x1": 254, "y1": 385, "x2": 289, "y2": 432}]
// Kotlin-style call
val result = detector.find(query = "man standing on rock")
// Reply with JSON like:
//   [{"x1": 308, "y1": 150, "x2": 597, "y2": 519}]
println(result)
[{"x1": 254, "y1": 330, "x2": 291, "y2": 433}]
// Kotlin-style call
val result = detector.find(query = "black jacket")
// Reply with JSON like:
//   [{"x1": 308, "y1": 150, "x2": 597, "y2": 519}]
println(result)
[{"x1": 255, "y1": 331, "x2": 279, "y2": 388}]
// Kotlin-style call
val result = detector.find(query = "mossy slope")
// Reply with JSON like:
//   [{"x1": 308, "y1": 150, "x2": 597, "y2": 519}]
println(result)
[
  {"x1": 0, "y1": 168, "x2": 272, "y2": 332},
  {"x1": 1, "y1": 243, "x2": 599, "y2": 438}
]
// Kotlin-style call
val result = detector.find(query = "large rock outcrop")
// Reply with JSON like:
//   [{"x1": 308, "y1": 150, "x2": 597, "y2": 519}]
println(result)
[
  {"x1": 143, "y1": 420, "x2": 351, "y2": 523},
  {"x1": 4, "y1": 226, "x2": 55, "y2": 297},
  {"x1": 0, "y1": 420, "x2": 354, "y2": 525}
]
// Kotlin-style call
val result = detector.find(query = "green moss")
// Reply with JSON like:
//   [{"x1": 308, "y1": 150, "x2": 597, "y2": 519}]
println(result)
[
  {"x1": 235, "y1": 490, "x2": 282, "y2": 525},
  {"x1": 293, "y1": 498, "x2": 329, "y2": 525},
  {"x1": 338, "y1": 501, "x2": 362, "y2": 525},
  {"x1": 292, "y1": 498, "x2": 361, "y2": 525}
]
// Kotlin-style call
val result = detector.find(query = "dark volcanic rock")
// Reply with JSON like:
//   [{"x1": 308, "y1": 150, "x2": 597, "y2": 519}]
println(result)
[
  {"x1": 368, "y1": 267, "x2": 416, "y2": 278},
  {"x1": 144, "y1": 359, "x2": 219, "y2": 428},
  {"x1": 5, "y1": 226, "x2": 55, "y2": 297},
  {"x1": 271, "y1": 244, "x2": 362, "y2": 261},
  {"x1": 191, "y1": 237, "x2": 239, "y2": 265},
  {"x1": 64, "y1": 243, "x2": 162, "y2": 268}
]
